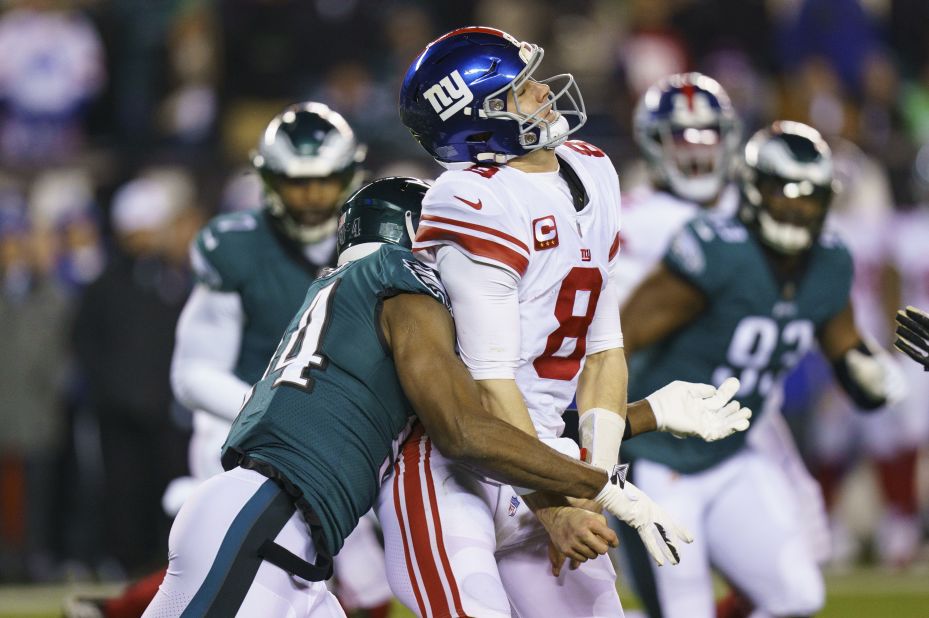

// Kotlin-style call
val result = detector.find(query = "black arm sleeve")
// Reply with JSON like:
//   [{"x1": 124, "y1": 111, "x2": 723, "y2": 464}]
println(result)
[{"x1": 832, "y1": 341, "x2": 887, "y2": 412}]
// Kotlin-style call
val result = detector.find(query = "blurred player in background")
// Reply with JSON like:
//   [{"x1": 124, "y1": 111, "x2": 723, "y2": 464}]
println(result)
[
  {"x1": 169, "y1": 101, "x2": 394, "y2": 618},
  {"x1": 382, "y1": 28, "x2": 750, "y2": 618},
  {"x1": 617, "y1": 121, "x2": 905, "y2": 618},
  {"x1": 616, "y1": 74, "x2": 839, "y2": 616},
  {"x1": 67, "y1": 102, "x2": 390, "y2": 618}
]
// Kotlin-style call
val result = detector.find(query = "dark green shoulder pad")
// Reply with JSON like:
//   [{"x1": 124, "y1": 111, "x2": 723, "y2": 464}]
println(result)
[
  {"x1": 191, "y1": 211, "x2": 264, "y2": 291},
  {"x1": 662, "y1": 214, "x2": 746, "y2": 296},
  {"x1": 376, "y1": 245, "x2": 451, "y2": 310}
]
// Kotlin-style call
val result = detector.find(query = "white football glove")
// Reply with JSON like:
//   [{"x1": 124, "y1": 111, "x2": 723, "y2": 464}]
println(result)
[
  {"x1": 595, "y1": 468, "x2": 692, "y2": 566},
  {"x1": 646, "y1": 377, "x2": 752, "y2": 441}
]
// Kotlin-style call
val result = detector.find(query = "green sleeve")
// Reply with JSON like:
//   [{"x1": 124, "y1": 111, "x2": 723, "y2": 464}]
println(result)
[
  {"x1": 662, "y1": 217, "x2": 736, "y2": 296},
  {"x1": 378, "y1": 247, "x2": 451, "y2": 310},
  {"x1": 190, "y1": 212, "x2": 261, "y2": 292}
]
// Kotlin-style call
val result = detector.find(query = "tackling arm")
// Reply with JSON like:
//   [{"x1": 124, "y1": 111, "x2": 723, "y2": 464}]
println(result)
[
  {"x1": 383, "y1": 292, "x2": 692, "y2": 565},
  {"x1": 170, "y1": 284, "x2": 252, "y2": 420},
  {"x1": 382, "y1": 292, "x2": 605, "y2": 497}
]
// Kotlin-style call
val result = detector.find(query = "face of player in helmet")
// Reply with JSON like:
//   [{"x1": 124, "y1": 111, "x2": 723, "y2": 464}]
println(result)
[
  {"x1": 507, "y1": 79, "x2": 559, "y2": 125},
  {"x1": 269, "y1": 175, "x2": 346, "y2": 229},
  {"x1": 755, "y1": 175, "x2": 830, "y2": 254},
  {"x1": 666, "y1": 126, "x2": 723, "y2": 177}
]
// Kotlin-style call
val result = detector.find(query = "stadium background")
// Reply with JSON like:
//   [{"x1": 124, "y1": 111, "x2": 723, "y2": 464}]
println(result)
[{"x1": 0, "y1": 0, "x2": 928, "y2": 616}]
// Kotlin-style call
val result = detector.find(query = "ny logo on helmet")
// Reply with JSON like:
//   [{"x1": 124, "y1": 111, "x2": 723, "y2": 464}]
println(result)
[{"x1": 424, "y1": 70, "x2": 474, "y2": 121}]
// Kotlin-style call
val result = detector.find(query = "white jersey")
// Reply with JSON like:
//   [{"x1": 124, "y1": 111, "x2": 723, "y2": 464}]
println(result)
[
  {"x1": 613, "y1": 187, "x2": 699, "y2": 303},
  {"x1": 612, "y1": 184, "x2": 739, "y2": 303},
  {"x1": 888, "y1": 206, "x2": 929, "y2": 312},
  {"x1": 414, "y1": 141, "x2": 623, "y2": 438},
  {"x1": 825, "y1": 144, "x2": 895, "y2": 342}
]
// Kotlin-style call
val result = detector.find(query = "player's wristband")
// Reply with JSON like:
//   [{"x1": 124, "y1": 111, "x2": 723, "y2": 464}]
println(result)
[{"x1": 578, "y1": 407, "x2": 625, "y2": 471}]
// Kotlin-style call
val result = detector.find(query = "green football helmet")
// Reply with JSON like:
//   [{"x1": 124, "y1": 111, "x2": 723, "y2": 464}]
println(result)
[
  {"x1": 739, "y1": 120, "x2": 836, "y2": 255},
  {"x1": 252, "y1": 101, "x2": 366, "y2": 243},
  {"x1": 336, "y1": 177, "x2": 430, "y2": 263}
]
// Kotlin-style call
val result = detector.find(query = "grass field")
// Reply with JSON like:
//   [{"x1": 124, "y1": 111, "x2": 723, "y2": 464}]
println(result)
[{"x1": 1, "y1": 567, "x2": 927, "y2": 618}]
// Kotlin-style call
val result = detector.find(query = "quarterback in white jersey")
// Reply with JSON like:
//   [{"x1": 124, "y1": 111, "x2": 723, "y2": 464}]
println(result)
[
  {"x1": 415, "y1": 140, "x2": 623, "y2": 439},
  {"x1": 379, "y1": 30, "x2": 750, "y2": 618}
]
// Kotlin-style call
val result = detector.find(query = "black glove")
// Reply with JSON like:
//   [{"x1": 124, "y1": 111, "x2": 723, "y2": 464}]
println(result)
[{"x1": 895, "y1": 305, "x2": 929, "y2": 371}]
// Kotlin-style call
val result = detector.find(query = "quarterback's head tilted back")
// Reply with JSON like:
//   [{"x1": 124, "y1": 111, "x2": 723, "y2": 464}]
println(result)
[
  {"x1": 252, "y1": 101, "x2": 367, "y2": 243},
  {"x1": 398, "y1": 27, "x2": 587, "y2": 166},
  {"x1": 336, "y1": 176, "x2": 430, "y2": 264},
  {"x1": 634, "y1": 72, "x2": 740, "y2": 204},
  {"x1": 739, "y1": 120, "x2": 836, "y2": 255}
]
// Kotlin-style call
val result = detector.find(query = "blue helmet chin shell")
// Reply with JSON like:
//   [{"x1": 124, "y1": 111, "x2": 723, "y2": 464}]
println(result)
[{"x1": 399, "y1": 27, "x2": 587, "y2": 166}]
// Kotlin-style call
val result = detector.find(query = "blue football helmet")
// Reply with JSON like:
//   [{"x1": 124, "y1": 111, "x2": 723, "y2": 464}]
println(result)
[
  {"x1": 634, "y1": 72, "x2": 740, "y2": 204},
  {"x1": 399, "y1": 27, "x2": 586, "y2": 166}
]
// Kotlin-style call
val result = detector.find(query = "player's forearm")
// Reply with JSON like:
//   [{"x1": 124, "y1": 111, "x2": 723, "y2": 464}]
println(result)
[
  {"x1": 576, "y1": 347, "x2": 627, "y2": 470},
  {"x1": 576, "y1": 347, "x2": 627, "y2": 420},
  {"x1": 450, "y1": 413, "x2": 608, "y2": 499},
  {"x1": 624, "y1": 399, "x2": 658, "y2": 437},
  {"x1": 475, "y1": 378, "x2": 539, "y2": 436}
]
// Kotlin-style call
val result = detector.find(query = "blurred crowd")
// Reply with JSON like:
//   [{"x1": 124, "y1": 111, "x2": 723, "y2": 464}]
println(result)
[{"x1": 1, "y1": 0, "x2": 928, "y2": 584}]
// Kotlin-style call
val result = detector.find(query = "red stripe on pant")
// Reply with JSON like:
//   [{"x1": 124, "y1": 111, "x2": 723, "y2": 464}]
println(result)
[
  {"x1": 394, "y1": 425, "x2": 467, "y2": 617},
  {"x1": 422, "y1": 437, "x2": 466, "y2": 616},
  {"x1": 394, "y1": 426, "x2": 429, "y2": 617}
]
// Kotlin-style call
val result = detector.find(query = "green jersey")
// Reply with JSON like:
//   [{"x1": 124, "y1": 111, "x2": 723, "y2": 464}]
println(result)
[
  {"x1": 191, "y1": 209, "x2": 335, "y2": 384},
  {"x1": 623, "y1": 215, "x2": 853, "y2": 473},
  {"x1": 222, "y1": 244, "x2": 450, "y2": 555}
]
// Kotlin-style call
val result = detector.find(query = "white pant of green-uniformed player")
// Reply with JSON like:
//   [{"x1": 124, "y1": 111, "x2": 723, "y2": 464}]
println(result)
[
  {"x1": 143, "y1": 467, "x2": 346, "y2": 618},
  {"x1": 631, "y1": 448, "x2": 825, "y2": 618}
]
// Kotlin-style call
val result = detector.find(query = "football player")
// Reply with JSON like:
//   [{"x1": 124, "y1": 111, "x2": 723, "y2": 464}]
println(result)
[
  {"x1": 615, "y1": 71, "x2": 741, "y2": 305},
  {"x1": 144, "y1": 176, "x2": 732, "y2": 617},
  {"x1": 170, "y1": 101, "x2": 396, "y2": 617},
  {"x1": 617, "y1": 121, "x2": 904, "y2": 618},
  {"x1": 71, "y1": 102, "x2": 389, "y2": 618},
  {"x1": 617, "y1": 75, "x2": 834, "y2": 616},
  {"x1": 381, "y1": 28, "x2": 750, "y2": 617}
]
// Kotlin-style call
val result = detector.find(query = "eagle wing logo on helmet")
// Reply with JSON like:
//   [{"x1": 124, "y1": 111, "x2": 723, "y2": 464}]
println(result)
[{"x1": 424, "y1": 70, "x2": 475, "y2": 121}]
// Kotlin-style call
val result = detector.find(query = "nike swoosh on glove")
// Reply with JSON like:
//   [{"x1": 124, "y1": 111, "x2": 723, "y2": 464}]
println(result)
[
  {"x1": 595, "y1": 479, "x2": 693, "y2": 566},
  {"x1": 645, "y1": 377, "x2": 752, "y2": 441}
]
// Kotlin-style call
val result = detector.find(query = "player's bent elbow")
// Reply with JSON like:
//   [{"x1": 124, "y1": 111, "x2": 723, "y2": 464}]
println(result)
[
  {"x1": 426, "y1": 428, "x2": 468, "y2": 460},
  {"x1": 427, "y1": 415, "x2": 486, "y2": 461}
]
